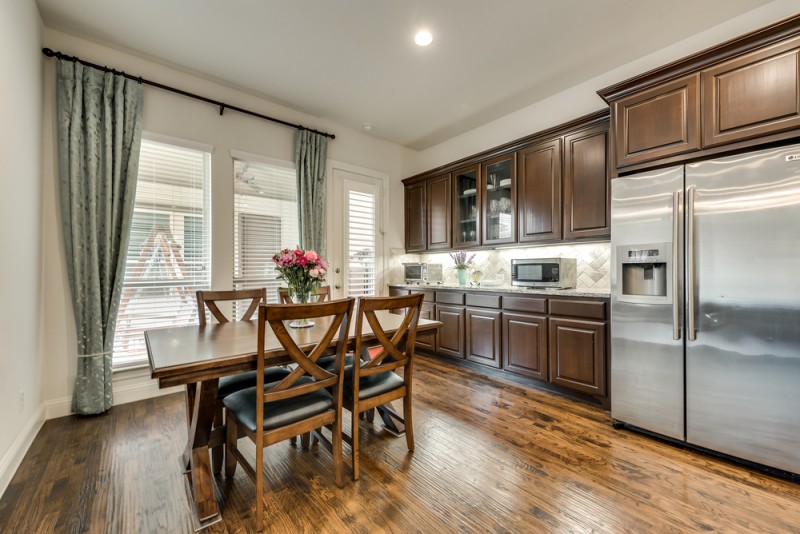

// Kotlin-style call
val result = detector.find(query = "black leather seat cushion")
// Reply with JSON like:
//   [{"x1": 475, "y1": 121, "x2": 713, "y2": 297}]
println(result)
[
  {"x1": 222, "y1": 376, "x2": 333, "y2": 432},
  {"x1": 317, "y1": 353, "x2": 356, "y2": 373},
  {"x1": 217, "y1": 367, "x2": 291, "y2": 400},
  {"x1": 346, "y1": 371, "x2": 404, "y2": 401}
]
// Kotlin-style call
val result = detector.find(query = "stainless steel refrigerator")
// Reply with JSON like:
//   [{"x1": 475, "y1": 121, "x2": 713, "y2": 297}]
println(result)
[{"x1": 610, "y1": 143, "x2": 800, "y2": 475}]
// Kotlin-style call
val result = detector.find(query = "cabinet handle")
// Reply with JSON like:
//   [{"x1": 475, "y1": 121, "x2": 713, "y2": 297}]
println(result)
[
  {"x1": 687, "y1": 185, "x2": 697, "y2": 341},
  {"x1": 672, "y1": 190, "x2": 681, "y2": 341}
]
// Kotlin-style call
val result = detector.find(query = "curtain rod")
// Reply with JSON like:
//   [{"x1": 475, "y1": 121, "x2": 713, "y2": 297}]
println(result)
[{"x1": 41, "y1": 47, "x2": 335, "y2": 140}]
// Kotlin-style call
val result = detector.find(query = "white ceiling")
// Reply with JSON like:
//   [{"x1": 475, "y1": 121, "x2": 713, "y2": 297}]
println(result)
[{"x1": 36, "y1": 0, "x2": 771, "y2": 150}]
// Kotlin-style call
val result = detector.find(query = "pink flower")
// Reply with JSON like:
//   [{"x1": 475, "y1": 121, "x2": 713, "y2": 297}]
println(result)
[
  {"x1": 306, "y1": 250, "x2": 318, "y2": 262},
  {"x1": 294, "y1": 249, "x2": 303, "y2": 256},
  {"x1": 309, "y1": 268, "x2": 320, "y2": 278},
  {"x1": 318, "y1": 258, "x2": 328, "y2": 271}
]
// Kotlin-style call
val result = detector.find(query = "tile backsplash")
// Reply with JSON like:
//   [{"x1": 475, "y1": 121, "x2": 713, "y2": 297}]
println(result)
[{"x1": 387, "y1": 242, "x2": 610, "y2": 290}]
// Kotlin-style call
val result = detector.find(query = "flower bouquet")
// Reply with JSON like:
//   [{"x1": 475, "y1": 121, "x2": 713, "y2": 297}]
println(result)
[
  {"x1": 449, "y1": 250, "x2": 475, "y2": 286},
  {"x1": 272, "y1": 247, "x2": 328, "y2": 327}
]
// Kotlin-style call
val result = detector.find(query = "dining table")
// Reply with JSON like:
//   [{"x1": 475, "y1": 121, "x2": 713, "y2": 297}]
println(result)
[{"x1": 145, "y1": 310, "x2": 442, "y2": 529}]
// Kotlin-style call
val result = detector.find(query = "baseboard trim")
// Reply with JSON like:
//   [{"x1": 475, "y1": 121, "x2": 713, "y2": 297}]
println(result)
[{"x1": 0, "y1": 404, "x2": 45, "y2": 499}]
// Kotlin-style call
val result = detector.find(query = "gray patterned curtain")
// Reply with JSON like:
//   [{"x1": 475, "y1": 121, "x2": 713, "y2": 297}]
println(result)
[
  {"x1": 295, "y1": 129, "x2": 328, "y2": 255},
  {"x1": 56, "y1": 60, "x2": 144, "y2": 415}
]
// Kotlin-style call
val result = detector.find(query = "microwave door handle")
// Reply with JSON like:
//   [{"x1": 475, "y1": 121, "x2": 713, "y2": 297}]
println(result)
[
  {"x1": 687, "y1": 186, "x2": 697, "y2": 341},
  {"x1": 672, "y1": 191, "x2": 681, "y2": 341}
]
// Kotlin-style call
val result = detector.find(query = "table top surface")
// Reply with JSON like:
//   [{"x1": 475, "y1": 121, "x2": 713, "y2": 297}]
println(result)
[{"x1": 146, "y1": 311, "x2": 441, "y2": 386}]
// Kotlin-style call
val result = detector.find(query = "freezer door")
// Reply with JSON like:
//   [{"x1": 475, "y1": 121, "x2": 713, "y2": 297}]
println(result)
[
  {"x1": 686, "y1": 144, "x2": 800, "y2": 474},
  {"x1": 611, "y1": 166, "x2": 684, "y2": 440}
]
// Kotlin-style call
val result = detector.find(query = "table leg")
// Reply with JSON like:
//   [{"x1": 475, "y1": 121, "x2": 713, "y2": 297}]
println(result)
[
  {"x1": 377, "y1": 401, "x2": 406, "y2": 436},
  {"x1": 181, "y1": 379, "x2": 219, "y2": 522}
]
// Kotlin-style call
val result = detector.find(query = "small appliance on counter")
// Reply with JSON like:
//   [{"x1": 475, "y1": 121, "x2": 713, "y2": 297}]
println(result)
[
  {"x1": 403, "y1": 262, "x2": 443, "y2": 284},
  {"x1": 511, "y1": 258, "x2": 576, "y2": 288}
]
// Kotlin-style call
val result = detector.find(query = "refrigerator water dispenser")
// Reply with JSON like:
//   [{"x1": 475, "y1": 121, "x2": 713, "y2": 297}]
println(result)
[{"x1": 615, "y1": 243, "x2": 672, "y2": 304}]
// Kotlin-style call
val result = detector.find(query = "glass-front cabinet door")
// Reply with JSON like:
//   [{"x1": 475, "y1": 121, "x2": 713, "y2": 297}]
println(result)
[
  {"x1": 453, "y1": 164, "x2": 480, "y2": 247},
  {"x1": 481, "y1": 153, "x2": 516, "y2": 244}
]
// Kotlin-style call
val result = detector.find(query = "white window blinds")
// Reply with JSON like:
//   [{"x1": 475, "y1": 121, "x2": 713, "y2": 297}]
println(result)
[
  {"x1": 233, "y1": 157, "x2": 299, "y2": 309},
  {"x1": 113, "y1": 138, "x2": 211, "y2": 367},
  {"x1": 347, "y1": 190, "x2": 376, "y2": 296}
]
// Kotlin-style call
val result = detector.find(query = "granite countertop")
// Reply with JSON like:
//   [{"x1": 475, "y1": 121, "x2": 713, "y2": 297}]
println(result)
[{"x1": 389, "y1": 283, "x2": 610, "y2": 299}]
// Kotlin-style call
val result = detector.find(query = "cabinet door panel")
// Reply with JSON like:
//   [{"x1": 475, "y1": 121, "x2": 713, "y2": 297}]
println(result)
[
  {"x1": 453, "y1": 164, "x2": 481, "y2": 247},
  {"x1": 415, "y1": 302, "x2": 436, "y2": 352},
  {"x1": 466, "y1": 308, "x2": 502, "y2": 368},
  {"x1": 613, "y1": 74, "x2": 700, "y2": 167},
  {"x1": 435, "y1": 305, "x2": 465, "y2": 358},
  {"x1": 481, "y1": 153, "x2": 517, "y2": 245},
  {"x1": 702, "y1": 38, "x2": 800, "y2": 147},
  {"x1": 563, "y1": 123, "x2": 610, "y2": 239},
  {"x1": 517, "y1": 139, "x2": 562, "y2": 242},
  {"x1": 503, "y1": 313, "x2": 547, "y2": 380},
  {"x1": 427, "y1": 173, "x2": 452, "y2": 250},
  {"x1": 405, "y1": 183, "x2": 427, "y2": 252},
  {"x1": 549, "y1": 318, "x2": 606, "y2": 396}
]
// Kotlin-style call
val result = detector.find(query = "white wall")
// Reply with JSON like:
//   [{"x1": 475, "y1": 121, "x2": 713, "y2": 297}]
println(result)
[
  {"x1": 40, "y1": 29, "x2": 415, "y2": 414},
  {"x1": 0, "y1": 0, "x2": 44, "y2": 496},
  {"x1": 411, "y1": 0, "x2": 800, "y2": 174}
]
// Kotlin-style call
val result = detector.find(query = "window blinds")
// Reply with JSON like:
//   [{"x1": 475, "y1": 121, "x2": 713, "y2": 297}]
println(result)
[
  {"x1": 112, "y1": 138, "x2": 211, "y2": 367},
  {"x1": 347, "y1": 190, "x2": 377, "y2": 296}
]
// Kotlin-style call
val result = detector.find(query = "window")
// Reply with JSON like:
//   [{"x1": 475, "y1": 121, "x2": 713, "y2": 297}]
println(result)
[
  {"x1": 347, "y1": 189, "x2": 377, "y2": 296},
  {"x1": 113, "y1": 138, "x2": 211, "y2": 367},
  {"x1": 232, "y1": 156, "x2": 299, "y2": 310}
]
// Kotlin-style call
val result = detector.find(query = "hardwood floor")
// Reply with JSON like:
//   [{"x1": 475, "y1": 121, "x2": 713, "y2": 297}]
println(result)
[{"x1": 2, "y1": 355, "x2": 800, "y2": 533}]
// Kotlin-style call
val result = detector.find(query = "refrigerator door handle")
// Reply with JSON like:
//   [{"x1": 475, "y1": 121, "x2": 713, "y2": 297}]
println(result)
[
  {"x1": 672, "y1": 190, "x2": 681, "y2": 340},
  {"x1": 687, "y1": 185, "x2": 697, "y2": 341}
]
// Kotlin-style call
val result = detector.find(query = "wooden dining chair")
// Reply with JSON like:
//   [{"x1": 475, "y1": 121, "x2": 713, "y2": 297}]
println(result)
[
  {"x1": 223, "y1": 298, "x2": 354, "y2": 532},
  {"x1": 344, "y1": 293, "x2": 424, "y2": 480},
  {"x1": 278, "y1": 285, "x2": 330, "y2": 304},
  {"x1": 195, "y1": 289, "x2": 292, "y2": 473}
]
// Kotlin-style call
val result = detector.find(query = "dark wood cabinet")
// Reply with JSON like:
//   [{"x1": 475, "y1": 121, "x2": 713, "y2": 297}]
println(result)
[
  {"x1": 426, "y1": 173, "x2": 452, "y2": 250},
  {"x1": 404, "y1": 182, "x2": 426, "y2": 252},
  {"x1": 465, "y1": 308, "x2": 502, "y2": 368},
  {"x1": 702, "y1": 35, "x2": 800, "y2": 148},
  {"x1": 389, "y1": 287, "x2": 409, "y2": 315},
  {"x1": 502, "y1": 312, "x2": 548, "y2": 380},
  {"x1": 517, "y1": 138, "x2": 562, "y2": 243},
  {"x1": 415, "y1": 301, "x2": 437, "y2": 353},
  {"x1": 612, "y1": 73, "x2": 701, "y2": 168},
  {"x1": 548, "y1": 317, "x2": 606, "y2": 397},
  {"x1": 563, "y1": 123, "x2": 610, "y2": 239},
  {"x1": 453, "y1": 164, "x2": 481, "y2": 247},
  {"x1": 481, "y1": 153, "x2": 516, "y2": 245},
  {"x1": 435, "y1": 304, "x2": 465, "y2": 358}
]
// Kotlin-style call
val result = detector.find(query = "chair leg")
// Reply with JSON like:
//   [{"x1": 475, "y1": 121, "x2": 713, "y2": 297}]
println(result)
[
  {"x1": 255, "y1": 443, "x2": 264, "y2": 532},
  {"x1": 351, "y1": 406, "x2": 360, "y2": 481},
  {"x1": 301, "y1": 432, "x2": 310, "y2": 450},
  {"x1": 290, "y1": 436, "x2": 297, "y2": 447},
  {"x1": 366, "y1": 408, "x2": 375, "y2": 423},
  {"x1": 211, "y1": 406, "x2": 224, "y2": 475},
  {"x1": 403, "y1": 395, "x2": 415, "y2": 452},
  {"x1": 332, "y1": 411, "x2": 344, "y2": 488},
  {"x1": 225, "y1": 414, "x2": 238, "y2": 479}
]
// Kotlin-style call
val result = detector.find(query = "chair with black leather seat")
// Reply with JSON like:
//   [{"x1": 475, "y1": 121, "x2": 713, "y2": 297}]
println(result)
[
  {"x1": 195, "y1": 289, "x2": 292, "y2": 473},
  {"x1": 224, "y1": 298, "x2": 354, "y2": 532},
  {"x1": 345, "y1": 293, "x2": 424, "y2": 480}
]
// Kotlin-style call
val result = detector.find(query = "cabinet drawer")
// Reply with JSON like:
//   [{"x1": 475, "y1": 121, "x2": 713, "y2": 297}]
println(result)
[
  {"x1": 408, "y1": 289, "x2": 434, "y2": 302},
  {"x1": 503, "y1": 296, "x2": 547, "y2": 314},
  {"x1": 465, "y1": 294, "x2": 501, "y2": 309},
  {"x1": 549, "y1": 299, "x2": 606, "y2": 320},
  {"x1": 436, "y1": 291, "x2": 465, "y2": 305}
]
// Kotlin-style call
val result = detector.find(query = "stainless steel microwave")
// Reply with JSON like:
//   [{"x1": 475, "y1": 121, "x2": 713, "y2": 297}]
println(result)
[
  {"x1": 403, "y1": 263, "x2": 442, "y2": 284},
  {"x1": 511, "y1": 258, "x2": 577, "y2": 288}
]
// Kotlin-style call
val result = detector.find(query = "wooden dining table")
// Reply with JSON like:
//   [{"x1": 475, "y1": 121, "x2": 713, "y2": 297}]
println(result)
[{"x1": 145, "y1": 310, "x2": 442, "y2": 529}]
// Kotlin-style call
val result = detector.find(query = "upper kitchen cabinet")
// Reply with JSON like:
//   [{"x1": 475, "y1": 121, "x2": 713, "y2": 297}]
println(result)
[
  {"x1": 702, "y1": 35, "x2": 800, "y2": 148},
  {"x1": 517, "y1": 138, "x2": 562, "y2": 243},
  {"x1": 610, "y1": 73, "x2": 701, "y2": 168},
  {"x1": 481, "y1": 153, "x2": 516, "y2": 245},
  {"x1": 404, "y1": 182, "x2": 426, "y2": 252},
  {"x1": 599, "y1": 14, "x2": 800, "y2": 171},
  {"x1": 453, "y1": 164, "x2": 481, "y2": 248},
  {"x1": 427, "y1": 173, "x2": 452, "y2": 250},
  {"x1": 563, "y1": 122, "x2": 610, "y2": 239}
]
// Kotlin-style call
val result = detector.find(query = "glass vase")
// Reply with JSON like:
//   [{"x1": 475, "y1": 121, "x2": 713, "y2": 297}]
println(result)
[
  {"x1": 288, "y1": 289, "x2": 315, "y2": 328},
  {"x1": 457, "y1": 268, "x2": 468, "y2": 286}
]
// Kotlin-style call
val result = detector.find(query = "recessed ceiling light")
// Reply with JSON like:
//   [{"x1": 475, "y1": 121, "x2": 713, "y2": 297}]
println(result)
[
  {"x1": 414, "y1": 30, "x2": 433, "y2": 47},
  {"x1": 362, "y1": 123, "x2": 373, "y2": 132}
]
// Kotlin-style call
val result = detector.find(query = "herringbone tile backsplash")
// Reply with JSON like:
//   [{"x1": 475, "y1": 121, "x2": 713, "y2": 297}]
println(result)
[{"x1": 388, "y1": 242, "x2": 610, "y2": 289}]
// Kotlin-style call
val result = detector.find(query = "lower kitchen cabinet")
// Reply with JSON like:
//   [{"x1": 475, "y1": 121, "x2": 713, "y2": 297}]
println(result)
[
  {"x1": 415, "y1": 301, "x2": 437, "y2": 353},
  {"x1": 548, "y1": 317, "x2": 606, "y2": 396},
  {"x1": 435, "y1": 304, "x2": 465, "y2": 358},
  {"x1": 502, "y1": 312, "x2": 548, "y2": 380},
  {"x1": 465, "y1": 308, "x2": 502, "y2": 368}
]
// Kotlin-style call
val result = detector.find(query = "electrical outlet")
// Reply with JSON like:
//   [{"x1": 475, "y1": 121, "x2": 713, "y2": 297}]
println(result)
[{"x1": 18, "y1": 390, "x2": 24, "y2": 414}]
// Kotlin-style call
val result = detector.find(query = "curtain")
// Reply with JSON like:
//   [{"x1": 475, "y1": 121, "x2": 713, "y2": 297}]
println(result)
[
  {"x1": 56, "y1": 60, "x2": 144, "y2": 415},
  {"x1": 295, "y1": 129, "x2": 329, "y2": 256}
]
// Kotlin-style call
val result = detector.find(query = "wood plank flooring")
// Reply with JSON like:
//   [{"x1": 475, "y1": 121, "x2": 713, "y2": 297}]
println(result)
[{"x1": 2, "y1": 354, "x2": 800, "y2": 533}]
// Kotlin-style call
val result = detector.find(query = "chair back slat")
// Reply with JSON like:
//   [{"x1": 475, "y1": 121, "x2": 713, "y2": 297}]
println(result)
[
  {"x1": 278, "y1": 286, "x2": 331, "y2": 304},
  {"x1": 257, "y1": 298, "x2": 354, "y2": 408},
  {"x1": 196, "y1": 288, "x2": 266, "y2": 326}
]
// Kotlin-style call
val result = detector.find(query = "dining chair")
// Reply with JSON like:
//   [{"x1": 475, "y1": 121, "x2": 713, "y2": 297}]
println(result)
[
  {"x1": 344, "y1": 293, "x2": 424, "y2": 480},
  {"x1": 195, "y1": 289, "x2": 292, "y2": 473},
  {"x1": 224, "y1": 298, "x2": 354, "y2": 532},
  {"x1": 278, "y1": 285, "x2": 330, "y2": 304}
]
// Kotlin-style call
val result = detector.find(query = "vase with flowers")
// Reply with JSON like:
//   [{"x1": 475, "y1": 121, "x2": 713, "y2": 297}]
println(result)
[
  {"x1": 272, "y1": 247, "x2": 328, "y2": 327},
  {"x1": 449, "y1": 250, "x2": 475, "y2": 286}
]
